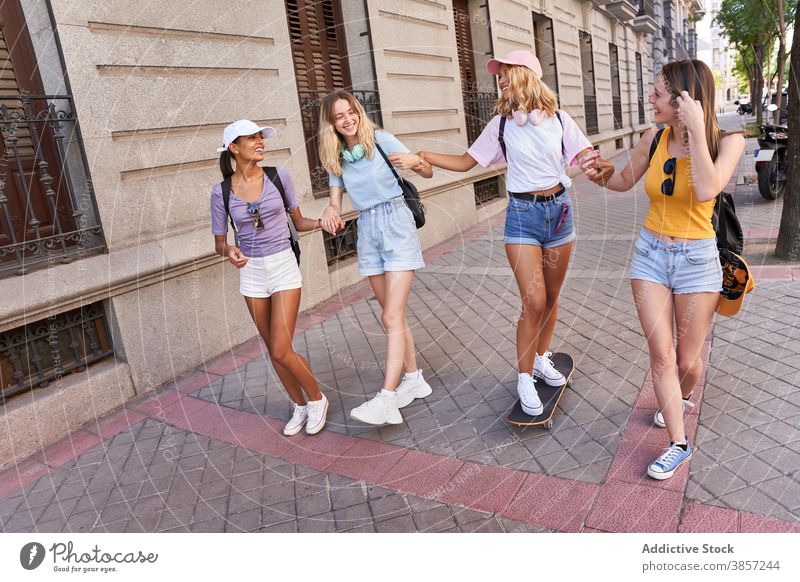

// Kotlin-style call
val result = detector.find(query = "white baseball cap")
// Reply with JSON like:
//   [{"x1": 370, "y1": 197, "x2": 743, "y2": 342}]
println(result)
[{"x1": 217, "y1": 119, "x2": 276, "y2": 153}]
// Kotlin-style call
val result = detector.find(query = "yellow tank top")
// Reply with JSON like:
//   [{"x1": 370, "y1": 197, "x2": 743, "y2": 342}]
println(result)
[{"x1": 643, "y1": 127, "x2": 715, "y2": 239}]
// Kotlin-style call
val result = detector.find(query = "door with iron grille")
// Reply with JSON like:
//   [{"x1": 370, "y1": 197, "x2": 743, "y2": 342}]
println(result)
[{"x1": 0, "y1": 1, "x2": 75, "y2": 265}]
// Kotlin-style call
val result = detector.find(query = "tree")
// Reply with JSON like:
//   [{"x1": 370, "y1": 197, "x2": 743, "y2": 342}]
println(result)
[
  {"x1": 775, "y1": 4, "x2": 800, "y2": 260},
  {"x1": 715, "y1": 0, "x2": 791, "y2": 125},
  {"x1": 770, "y1": 0, "x2": 797, "y2": 123}
]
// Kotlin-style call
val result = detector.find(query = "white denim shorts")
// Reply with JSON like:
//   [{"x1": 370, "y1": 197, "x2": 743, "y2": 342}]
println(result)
[{"x1": 239, "y1": 248, "x2": 302, "y2": 298}]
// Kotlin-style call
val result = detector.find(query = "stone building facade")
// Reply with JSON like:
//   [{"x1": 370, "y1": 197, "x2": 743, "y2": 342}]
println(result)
[{"x1": 1, "y1": 0, "x2": 657, "y2": 464}]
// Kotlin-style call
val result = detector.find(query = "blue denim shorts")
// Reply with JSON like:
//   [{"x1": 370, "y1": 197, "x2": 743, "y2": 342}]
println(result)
[
  {"x1": 630, "y1": 229, "x2": 723, "y2": 294},
  {"x1": 504, "y1": 188, "x2": 576, "y2": 249},
  {"x1": 357, "y1": 196, "x2": 425, "y2": 276}
]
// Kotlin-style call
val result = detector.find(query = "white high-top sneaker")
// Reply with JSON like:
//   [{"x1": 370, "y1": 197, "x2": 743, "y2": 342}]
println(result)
[
  {"x1": 395, "y1": 370, "x2": 433, "y2": 408},
  {"x1": 305, "y1": 394, "x2": 329, "y2": 435},
  {"x1": 517, "y1": 373, "x2": 543, "y2": 416},
  {"x1": 534, "y1": 351, "x2": 566, "y2": 387},
  {"x1": 284, "y1": 403, "x2": 308, "y2": 436}
]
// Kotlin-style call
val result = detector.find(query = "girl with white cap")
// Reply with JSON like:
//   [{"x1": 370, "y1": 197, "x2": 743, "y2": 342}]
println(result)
[
  {"x1": 210, "y1": 120, "x2": 328, "y2": 436},
  {"x1": 412, "y1": 51, "x2": 610, "y2": 417}
]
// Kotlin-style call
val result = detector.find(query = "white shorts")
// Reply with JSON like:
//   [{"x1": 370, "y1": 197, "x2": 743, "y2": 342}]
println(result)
[{"x1": 239, "y1": 249, "x2": 302, "y2": 298}]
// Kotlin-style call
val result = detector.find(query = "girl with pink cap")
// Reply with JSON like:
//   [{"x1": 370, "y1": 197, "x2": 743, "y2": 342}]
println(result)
[{"x1": 408, "y1": 50, "x2": 610, "y2": 417}]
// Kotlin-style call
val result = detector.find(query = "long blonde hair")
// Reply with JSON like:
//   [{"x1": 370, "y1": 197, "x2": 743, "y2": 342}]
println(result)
[
  {"x1": 319, "y1": 90, "x2": 378, "y2": 176},
  {"x1": 661, "y1": 60, "x2": 726, "y2": 160},
  {"x1": 494, "y1": 64, "x2": 559, "y2": 118}
]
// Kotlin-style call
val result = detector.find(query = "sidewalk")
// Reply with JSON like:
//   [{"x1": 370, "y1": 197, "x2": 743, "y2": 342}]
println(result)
[{"x1": 1, "y1": 115, "x2": 798, "y2": 533}]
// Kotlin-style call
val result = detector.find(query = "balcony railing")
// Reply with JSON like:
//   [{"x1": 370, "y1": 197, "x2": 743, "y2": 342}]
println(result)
[
  {"x1": 323, "y1": 217, "x2": 358, "y2": 265},
  {"x1": 463, "y1": 91, "x2": 497, "y2": 145},
  {"x1": 474, "y1": 176, "x2": 502, "y2": 205},
  {"x1": 0, "y1": 95, "x2": 105, "y2": 276},
  {"x1": 298, "y1": 90, "x2": 382, "y2": 197},
  {"x1": 0, "y1": 301, "x2": 113, "y2": 404}
]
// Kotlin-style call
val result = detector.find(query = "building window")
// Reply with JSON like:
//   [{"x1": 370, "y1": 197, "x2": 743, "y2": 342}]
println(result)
[
  {"x1": 474, "y1": 176, "x2": 502, "y2": 205},
  {"x1": 0, "y1": 0, "x2": 105, "y2": 277},
  {"x1": 532, "y1": 11, "x2": 559, "y2": 102},
  {"x1": 286, "y1": 0, "x2": 381, "y2": 196},
  {"x1": 635, "y1": 52, "x2": 646, "y2": 125},
  {"x1": 609, "y1": 43, "x2": 623, "y2": 131},
  {"x1": 579, "y1": 31, "x2": 598, "y2": 135},
  {"x1": 0, "y1": 302, "x2": 114, "y2": 403},
  {"x1": 323, "y1": 218, "x2": 358, "y2": 265},
  {"x1": 454, "y1": 0, "x2": 496, "y2": 145}
]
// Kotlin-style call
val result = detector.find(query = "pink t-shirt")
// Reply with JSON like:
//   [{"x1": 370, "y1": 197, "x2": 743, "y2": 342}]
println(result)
[{"x1": 467, "y1": 110, "x2": 592, "y2": 192}]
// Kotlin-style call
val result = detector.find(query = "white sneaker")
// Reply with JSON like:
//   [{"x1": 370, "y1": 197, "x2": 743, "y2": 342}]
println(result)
[
  {"x1": 350, "y1": 391, "x2": 403, "y2": 425},
  {"x1": 654, "y1": 396, "x2": 694, "y2": 428},
  {"x1": 395, "y1": 370, "x2": 433, "y2": 408},
  {"x1": 284, "y1": 404, "x2": 308, "y2": 436},
  {"x1": 517, "y1": 373, "x2": 544, "y2": 416},
  {"x1": 305, "y1": 394, "x2": 329, "y2": 435},
  {"x1": 534, "y1": 351, "x2": 566, "y2": 387}
]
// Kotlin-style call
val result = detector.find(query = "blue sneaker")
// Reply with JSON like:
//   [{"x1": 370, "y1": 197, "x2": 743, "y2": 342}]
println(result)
[{"x1": 647, "y1": 441, "x2": 693, "y2": 480}]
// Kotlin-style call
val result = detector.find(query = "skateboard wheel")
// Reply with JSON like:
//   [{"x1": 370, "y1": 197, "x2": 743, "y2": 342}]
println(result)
[{"x1": 544, "y1": 420, "x2": 554, "y2": 429}]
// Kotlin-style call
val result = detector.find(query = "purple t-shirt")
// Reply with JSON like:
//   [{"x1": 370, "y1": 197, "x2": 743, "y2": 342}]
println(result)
[{"x1": 211, "y1": 167, "x2": 299, "y2": 258}]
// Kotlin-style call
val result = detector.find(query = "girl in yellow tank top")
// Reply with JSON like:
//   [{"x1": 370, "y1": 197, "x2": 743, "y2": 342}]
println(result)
[{"x1": 579, "y1": 60, "x2": 745, "y2": 481}]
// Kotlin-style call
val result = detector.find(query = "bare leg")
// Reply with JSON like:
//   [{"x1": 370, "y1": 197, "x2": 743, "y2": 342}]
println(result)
[
  {"x1": 505, "y1": 244, "x2": 546, "y2": 374},
  {"x1": 537, "y1": 242, "x2": 574, "y2": 354},
  {"x1": 674, "y1": 291, "x2": 719, "y2": 398},
  {"x1": 631, "y1": 280, "x2": 686, "y2": 444},
  {"x1": 372, "y1": 271, "x2": 416, "y2": 391},
  {"x1": 267, "y1": 288, "x2": 323, "y2": 401},
  {"x1": 244, "y1": 295, "x2": 307, "y2": 405},
  {"x1": 369, "y1": 274, "x2": 418, "y2": 374}
]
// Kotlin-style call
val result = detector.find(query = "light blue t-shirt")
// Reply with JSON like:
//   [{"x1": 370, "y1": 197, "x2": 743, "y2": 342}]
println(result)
[{"x1": 328, "y1": 130, "x2": 410, "y2": 211}]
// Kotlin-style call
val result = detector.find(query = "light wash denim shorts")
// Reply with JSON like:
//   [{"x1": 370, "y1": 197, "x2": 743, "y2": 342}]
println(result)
[
  {"x1": 504, "y1": 187, "x2": 576, "y2": 249},
  {"x1": 630, "y1": 229, "x2": 722, "y2": 294},
  {"x1": 357, "y1": 196, "x2": 425, "y2": 276},
  {"x1": 239, "y1": 248, "x2": 302, "y2": 298}
]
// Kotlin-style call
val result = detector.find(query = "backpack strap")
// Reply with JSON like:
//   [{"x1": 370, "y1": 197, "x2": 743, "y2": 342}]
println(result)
[
  {"x1": 648, "y1": 128, "x2": 665, "y2": 164},
  {"x1": 263, "y1": 166, "x2": 301, "y2": 249},
  {"x1": 263, "y1": 166, "x2": 290, "y2": 211},
  {"x1": 498, "y1": 111, "x2": 565, "y2": 161},
  {"x1": 499, "y1": 116, "x2": 507, "y2": 160},
  {"x1": 374, "y1": 143, "x2": 404, "y2": 186},
  {"x1": 220, "y1": 176, "x2": 237, "y2": 243}
]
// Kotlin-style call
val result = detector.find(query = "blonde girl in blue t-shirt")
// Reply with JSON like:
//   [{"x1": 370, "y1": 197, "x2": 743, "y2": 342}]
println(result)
[{"x1": 318, "y1": 90, "x2": 434, "y2": 426}]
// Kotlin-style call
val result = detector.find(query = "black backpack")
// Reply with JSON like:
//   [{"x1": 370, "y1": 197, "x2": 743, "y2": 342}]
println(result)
[
  {"x1": 647, "y1": 129, "x2": 743, "y2": 254},
  {"x1": 220, "y1": 166, "x2": 301, "y2": 264}
]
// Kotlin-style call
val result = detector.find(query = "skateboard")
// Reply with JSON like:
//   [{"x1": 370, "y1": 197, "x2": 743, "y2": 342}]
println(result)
[{"x1": 506, "y1": 352, "x2": 575, "y2": 430}]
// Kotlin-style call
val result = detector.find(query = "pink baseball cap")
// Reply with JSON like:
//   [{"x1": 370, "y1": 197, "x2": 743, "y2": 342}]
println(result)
[{"x1": 487, "y1": 50, "x2": 543, "y2": 79}]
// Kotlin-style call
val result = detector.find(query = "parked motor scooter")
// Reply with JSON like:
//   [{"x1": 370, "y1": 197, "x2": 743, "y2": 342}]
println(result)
[
  {"x1": 735, "y1": 100, "x2": 752, "y2": 115},
  {"x1": 754, "y1": 104, "x2": 788, "y2": 200}
]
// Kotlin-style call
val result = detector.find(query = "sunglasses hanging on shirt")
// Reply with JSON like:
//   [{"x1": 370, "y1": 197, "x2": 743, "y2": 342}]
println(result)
[
  {"x1": 247, "y1": 202, "x2": 265, "y2": 230},
  {"x1": 661, "y1": 157, "x2": 676, "y2": 196}
]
